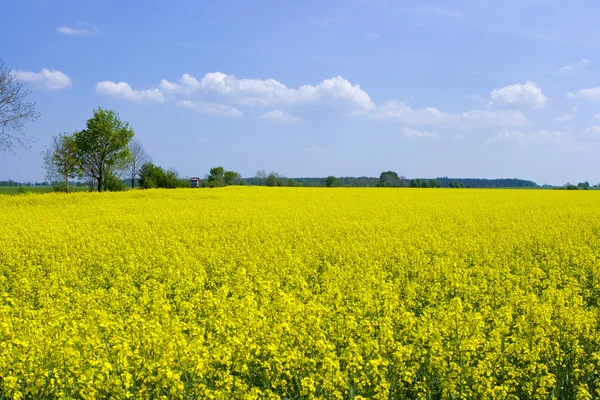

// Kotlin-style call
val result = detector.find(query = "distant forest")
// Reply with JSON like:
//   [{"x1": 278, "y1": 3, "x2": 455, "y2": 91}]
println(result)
[{"x1": 243, "y1": 176, "x2": 538, "y2": 188}]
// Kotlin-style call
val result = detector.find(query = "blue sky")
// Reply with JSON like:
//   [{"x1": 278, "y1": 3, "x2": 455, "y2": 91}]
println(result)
[{"x1": 1, "y1": 0, "x2": 600, "y2": 185}]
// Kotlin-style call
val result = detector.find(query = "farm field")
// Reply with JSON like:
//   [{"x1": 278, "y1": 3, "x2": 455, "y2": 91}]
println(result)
[
  {"x1": 1, "y1": 187, "x2": 600, "y2": 399},
  {"x1": 0, "y1": 186, "x2": 89, "y2": 195}
]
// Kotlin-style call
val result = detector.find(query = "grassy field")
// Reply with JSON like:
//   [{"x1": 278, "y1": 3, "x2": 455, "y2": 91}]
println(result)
[
  {"x1": 1, "y1": 187, "x2": 600, "y2": 399},
  {"x1": 0, "y1": 185, "x2": 89, "y2": 194}
]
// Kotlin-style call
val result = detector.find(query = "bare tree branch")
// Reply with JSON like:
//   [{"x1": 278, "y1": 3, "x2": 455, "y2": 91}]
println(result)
[
  {"x1": 0, "y1": 59, "x2": 40, "y2": 155},
  {"x1": 127, "y1": 139, "x2": 151, "y2": 189}
]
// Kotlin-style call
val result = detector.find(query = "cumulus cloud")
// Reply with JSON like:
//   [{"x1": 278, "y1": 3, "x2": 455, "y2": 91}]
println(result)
[
  {"x1": 488, "y1": 131, "x2": 526, "y2": 145},
  {"x1": 259, "y1": 110, "x2": 304, "y2": 124},
  {"x1": 567, "y1": 87, "x2": 600, "y2": 101},
  {"x1": 490, "y1": 81, "x2": 547, "y2": 109},
  {"x1": 373, "y1": 101, "x2": 528, "y2": 127},
  {"x1": 57, "y1": 25, "x2": 98, "y2": 36},
  {"x1": 96, "y1": 81, "x2": 164, "y2": 103},
  {"x1": 558, "y1": 58, "x2": 591, "y2": 74},
  {"x1": 159, "y1": 73, "x2": 375, "y2": 114},
  {"x1": 305, "y1": 146, "x2": 327, "y2": 153},
  {"x1": 176, "y1": 100, "x2": 242, "y2": 117},
  {"x1": 489, "y1": 130, "x2": 571, "y2": 145},
  {"x1": 581, "y1": 126, "x2": 600, "y2": 141},
  {"x1": 364, "y1": 32, "x2": 379, "y2": 39},
  {"x1": 372, "y1": 100, "x2": 457, "y2": 124},
  {"x1": 400, "y1": 127, "x2": 438, "y2": 139},
  {"x1": 461, "y1": 109, "x2": 528, "y2": 127},
  {"x1": 14, "y1": 68, "x2": 72, "y2": 90},
  {"x1": 556, "y1": 107, "x2": 577, "y2": 123}
]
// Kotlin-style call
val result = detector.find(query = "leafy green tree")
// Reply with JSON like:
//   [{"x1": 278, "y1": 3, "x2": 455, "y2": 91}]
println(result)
[
  {"x1": 73, "y1": 108, "x2": 134, "y2": 192},
  {"x1": 224, "y1": 171, "x2": 241, "y2": 186},
  {"x1": 577, "y1": 181, "x2": 591, "y2": 190},
  {"x1": 378, "y1": 171, "x2": 408, "y2": 187},
  {"x1": 208, "y1": 166, "x2": 225, "y2": 187},
  {"x1": 266, "y1": 172, "x2": 279, "y2": 187},
  {"x1": 42, "y1": 133, "x2": 78, "y2": 193},
  {"x1": 102, "y1": 170, "x2": 127, "y2": 191},
  {"x1": 138, "y1": 162, "x2": 157, "y2": 189},
  {"x1": 326, "y1": 176, "x2": 339, "y2": 187},
  {"x1": 287, "y1": 178, "x2": 297, "y2": 187},
  {"x1": 138, "y1": 162, "x2": 183, "y2": 189}
]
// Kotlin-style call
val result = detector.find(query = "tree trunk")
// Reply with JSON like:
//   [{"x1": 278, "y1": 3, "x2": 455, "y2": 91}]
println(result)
[
  {"x1": 65, "y1": 175, "x2": 69, "y2": 193},
  {"x1": 97, "y1": 175, "x2": 102, "y2": 192},
  {"x1": 131, "y1": 177, "x2": 135, "y2": 189}
]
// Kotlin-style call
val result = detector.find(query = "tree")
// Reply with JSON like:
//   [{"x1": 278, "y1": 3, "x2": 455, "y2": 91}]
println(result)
[
  {"x1": 138, "y1": 162, "x2": 183, "y2": 189},
  {"x1": 139, "y1": 162, "x2": 158, "y2": 189},
  {"x1": 224, "y1": 170, "x2": 241, "y2": 186},
  {"x1": 326, "y1": 176, "x2": 339, "y2": 187},
  {"x1": 266, "y1": 172, "x2": 280, "y2": 187},
  {"x1": 0, "y1": 60, "x2": 40, "y2": 154},
  {"x1": 73, "y1": 108, "x2": 134, "y2": 192},
  {"x1": 378, "y1": 171, "x2": 408, "y2": 187},
  {"x1": 126, "y1": 139, "x2": 151, "y2": 189},
  {"x1": 255, "y1": 170, "x2": 267, "y2": 186},
  {"x1": 103, "y1": 170, "x2": 127, "y2": 191},
  {"x1": 42, "y1": 133, "x2": 78, "y2": 193},
  {"x1": 577, "y1": 181, "x2": 591, "y2": 190},
  {"x1": 208, "y1": 166, "x2": 225, "y2": 187}
]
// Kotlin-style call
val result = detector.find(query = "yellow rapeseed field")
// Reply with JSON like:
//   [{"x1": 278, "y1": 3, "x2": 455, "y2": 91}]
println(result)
[{"x1": 1, "y1": 187, "x2": 600, "y2": 399}]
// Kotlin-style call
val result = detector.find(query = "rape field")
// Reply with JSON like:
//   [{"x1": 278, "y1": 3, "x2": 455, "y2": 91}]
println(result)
[{"x1": 1, "y1": 188, "x2": 599, "y2": 399}]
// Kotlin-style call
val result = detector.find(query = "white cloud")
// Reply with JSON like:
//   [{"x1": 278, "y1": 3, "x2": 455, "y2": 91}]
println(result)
[
  {"x1": 556, "y1": 107, "x2": 577, "y2": 123},
  {"x1": 305, "y1": 146, "x2": 327, "y2": 154},
  {"x1": 488, "y1": 131, "x2": 526, "y2": 145},
  {"x1": 402, "y1": 6, "x2": 463, "y2": 17},
  {"x1": 452, "y1": 133, "x2": 464, "y2": 140},
  {"x1": 489, "y1": 130, "x2": 571, "y2": 145},
  {"x1": 400, "y1": 127, "x2": 438, "y2": 139},
  {"x1": 372, "y1": 100, "x2": 457, "y2": 124},
  {"x1": 259, "y1": 110, "x2": 304, "y2": 124},
  {"x1": 490, "y1": 81, "x2": 547, "y2": 109},
  {"x1": 567, "y1": 87, "x2": 600, "y2": 101},
  {"x1": 56, "y1": 25, "x2": 98, "y2": 36},
  {"x1": 364, "y1": 32, "x2": 379, "y2": 39},
  {"x1": 461, "y1": 109, "x2": 528, "y2": 127},
  {"x1": 558, "y1": 58, "x2": 591, "y2": 74},
  {"x1": 581, "y1": 126, "x2": 600, "y2": 141},
  {"x1": 465, "y1": 94, "x2": 484, "y2": 102},
  {"x1": 177, "y1": 100, "x2": 242, "y2": 117},
  {"x1": 532, "y1": 130, "x2": 572, "y2": 145},
  {"x1": 159, "y1": 73, "x2": 375, "y2": 114},
  {"x1": 592, "y1": 114, "x2": 600, "y2": 120},
  {"x1": 96, "y1": 81, "x2": 164, "y2": 103},
  {"x1": 373, "y1": 102, "x2": 528, "y2": 127},
  {"x1": 14, "y1": 68, "x2": 72, "y2": 90}
]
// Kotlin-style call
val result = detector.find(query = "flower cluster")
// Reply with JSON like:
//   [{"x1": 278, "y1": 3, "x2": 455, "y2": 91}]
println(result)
[{"x1": 1, "y1": 188, "x2": 599, "y2": 399}]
